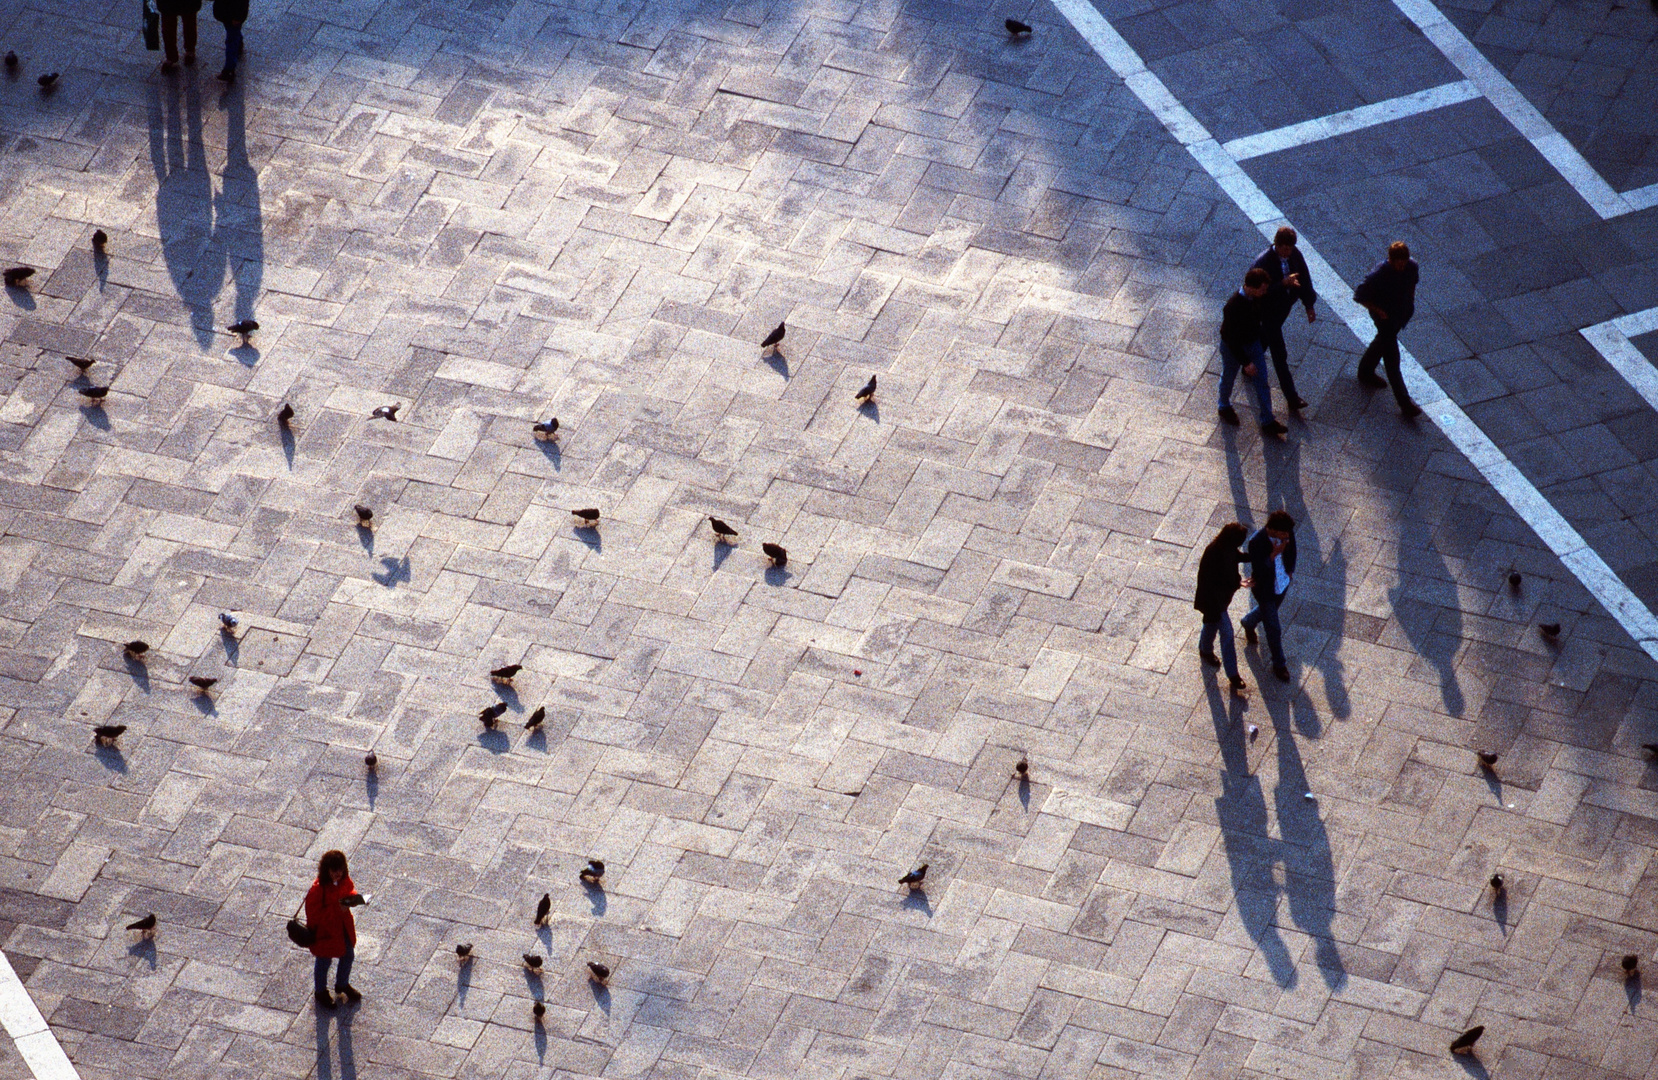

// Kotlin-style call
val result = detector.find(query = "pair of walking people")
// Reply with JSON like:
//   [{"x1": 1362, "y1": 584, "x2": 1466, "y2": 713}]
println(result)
[
  {"x1": 1216, "y1": 231, "x2": 1422, "y2": 427},
  {"x1": 1194, "y1": 512, "x2": 1298, "y2": 691}
]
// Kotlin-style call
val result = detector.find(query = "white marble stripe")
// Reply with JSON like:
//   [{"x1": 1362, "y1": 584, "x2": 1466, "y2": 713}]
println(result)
[
  {"x1": 1582, "y1": 316, "x2": 1658, "y2": 416},
  {"x1": 0, "y1": 952, "x2": 80, "y2": 1080},
  {"x1": 1222, "y1": 81, "x2": 1481, "y2": 161},
  {"x1": 1047, "y1": 0, "x2": 1658, "y2": 665},
  {"x1": 1387, "y1": 0, "x2": 1634, "y2": 219},
  {"x1": 1611, "y1": 307, "x2": 1658, "y2": 339}
]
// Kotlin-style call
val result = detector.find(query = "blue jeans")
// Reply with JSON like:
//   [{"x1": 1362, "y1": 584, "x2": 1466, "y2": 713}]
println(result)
[
  {"x1": 1218, "y1": 339, "x2": 1274, "y2": 423},
  {"x1": 1241, "y1": 591, "x2": 1287, "y2": 667},
  {"x1": 223, "y1": 22, "x2": 243, "y2": 71},
  {"x1": 315, "y1": 949, "x2": 353, "y2": 993},
  {"x1": 1258, "y1": 318, "x2": 1301, "y2": 404},
  {"x1": 1199, "y1": 612, "x2": 1240, "y2": 681}
]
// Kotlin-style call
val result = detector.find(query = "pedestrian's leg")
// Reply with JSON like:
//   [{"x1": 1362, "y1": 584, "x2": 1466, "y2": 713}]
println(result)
[
  {"x1": 1262, "y1": 320, "x2": 1302, "y2": 406},
  {"x1": 162, "y1": 12, "x2": 180, "y2": 66},
  {"x1": 182, "y1": 12, "x2": 197, "y2": 64},
  {"x1": 225, "y1": 22, "x2": 243, "y2": 70},
  {"x1": 1383, "y1": 328, "x2": 1415, "y2": 411},
  {"x1": 1217, "y1": 341, "x2": 1239, "y2": 412},
  {"x1": 313, "y1": 956, "x2": 331, "y2": 994},
  {"x1": 335, "y1": 948, "x2": 354, "y2": 992},
  {"x1": 1216, "y1": 611, "x2": 1241, "y2": 683},
  {"x1": 1199, "y1": 618, "x2": 1218, "y2": 663},
  {"x1": 1357, "y1": 319, "x2": 1386, "y2": 384},
  {"x1": 1240, "y1": 594, "x2": 1259, "y2": 643},
  {"x1": 1261, "y1": 597, "x2": 1287, "y2": 670},
  {"x1": 1247, "y1": 343, "x2": 1276, "y2": 424}
]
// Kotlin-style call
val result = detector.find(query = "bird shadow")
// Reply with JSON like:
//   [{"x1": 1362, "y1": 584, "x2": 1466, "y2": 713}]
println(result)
[
  {"x1": 373, "y1": 555, "x2": 409, "y2": 587},
  {"x1": 280, "y1": 425, "x2": 296, "y2": 469},
  {"x1": 858, "y1": 399, "x2": 880, "y2": 422},
  {"x1": 229, "y1": 344, "x2": 259, "y2": 367},
  {"x1": 763, "y1": 350, "x2": 789, "y2": 379},
  {"x1": 1481, "y1": 766, "x2": 1503, "y2": 804},
  {"x1": 124, "y1": 656, "x2": 151, "y2": 693},
  {"x1": 1453, "y1": 1053, "x2": 1489, "y2": 1080},
  {"x1": 522, "y1": 969, "x2": 543, "y2": 996},
  {"x1": 1017, "y1": 777, "x2": 1030, "y2": 811},
  {"x1": 589, "y1": 980, "x2": 611, "y2": 1016},
  {"x1": 93, "y1": 744, "x2": 129, "y2": 774},
  {"x1": 456, "y1": 960, "x2": 472, "y2": 1006},
  {"x1": 712, "y1": 542, "x2": 733, "y2": 572},
  {"x1": 80, "y1": 404, "x2": 111, "y2": 431},
  {"x1": 221, "y1": 628, "x2": 240, "y2": 665},
  {"x1": 355, "y1": 525, "x2": 375, "y2": 556},
  {"x1": 5, "y1": 284, "x2": 35, "y2": 311},
  {"x1": 477, "y1": 728, "x2": 510, "y2": 755},
  {"x1": 582, "y1": 881, "x2": 607, "y2": 917},
  {"x1": 126, "y1": 937, "x2": 157, "y2": 969},
  {"x1": 764, "y1": 566, "x2": 791, "y2": 588},
  {"x1": 900, "y1": 888, "x2": 933, "y2": 917},
  {"x1": 1627, "y1": 972, "x2": 1642, "y2": 1013},
  {"x1": 1492, "y1": 891, "x2": 1509, "y2": 935},
  {"x1": 93, "y1": 250, "x2": 108, "y2": 291},
  {"x1": 365, "y1": 770, "x2": 378, "y2": 809},
  {"x1": 536, "y1": 924, "x2": 552, "y2": 952},
  {"x1": 574, "y1": 526, "x2": 601, "y2": 552},
  {"x1": 533, "y1": 1019, "x2": 547, "y2": 1063},
  {"x1": 525, "y1": 727, "x2": 548, "y2": 753},
  {"x1": 190, "y1": 692, "x2": 216, "y2": 716},
  {"x1": 536, "y1": 439, "x2": 561, "y2": 471},
  {"x1": 492, "y1": 683, "x2": 521, "y2": 710}
]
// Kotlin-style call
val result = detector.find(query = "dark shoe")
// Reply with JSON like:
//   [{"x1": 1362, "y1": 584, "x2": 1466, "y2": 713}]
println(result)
[
  {"x1": 183, "y1": 52, "x2": 195, "y2": 66},
  {"x1": 315, "y1": 991, "x2": 335, "y2": 1009},
  {"x1": 1260, "y1": 420, "x2": 1288, "y2": 437},
  {"x1": 337, "y1": 985, "x2": 361, "y2": 1003},
  {"x1": 1217, "y1": 405, "x2": 1240, "y2": 425},
  {"x1": 1399, "y1": 401, "x2": 1422, "y2": 418},
  {"x1": 1243, "y1": 625, "x2": 1258, "y2": 646},
  {"x1": 1229, "y1": 677, "x2": 1247, "y2": 695},
  {"x1": 217, "y1": 67, "x2": 235, "y2": 83},
  {"x1": 1200, "y1": 651, "x2": 1221, "y2": 668},
  {"x1": 1273, "y1": 665, "x2": 1291, "y2": 682},
  {"x1": 1358, "y1": 371, "x2": 1388, "y2": 388},
  {"x1": 1288, "y1": 396, "x2": 1309, "y2": 411}
]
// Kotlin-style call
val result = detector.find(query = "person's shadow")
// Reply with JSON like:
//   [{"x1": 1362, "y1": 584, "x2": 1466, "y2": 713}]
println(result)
[
  {"x1": 314, "y1": 1007, "x2": 358, "y2": 1080},
  {"x1": 1390, "y1": 517, "x2": 1466, "y2": 718}
]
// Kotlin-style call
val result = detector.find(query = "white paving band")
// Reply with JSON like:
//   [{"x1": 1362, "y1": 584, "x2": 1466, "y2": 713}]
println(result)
[
  {"x1": 1222, "y1": 81, "x2": 1481, "y2": 161},
  {"x1": 1046, "y1": 0, "x2": 1658, "y2": 665},
  {"x1": 1580, "y1": 307, "x2": 1658, "y2": 420},
  {"x1": 0, "y1": 951, "x2": 81, "y2": 1080}
]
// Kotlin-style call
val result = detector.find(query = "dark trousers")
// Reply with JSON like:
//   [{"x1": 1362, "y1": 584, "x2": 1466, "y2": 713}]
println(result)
[
  {"x1": 161, "y1": 12, "x2": 197, "y2": 64},
  {"x1": 1259, "y1": 318, "x2": 1302, "y2": 404},
  {"x1": 223, "y1": 22, "x2": 243, "y2": 70},
  {"x1": 1358, "y1": 317, "x2": 1414, "y2": 408},
  {"x1": 1240, "y1": 591, "x2": 1287, "y2": 668},
  {"x1": 314, "y1": 949, "x2": 354, "y2": 994}
]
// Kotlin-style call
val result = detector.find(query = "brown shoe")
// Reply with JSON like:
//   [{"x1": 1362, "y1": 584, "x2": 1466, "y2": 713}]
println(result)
[{"x1": 337, "y1": 985, "x2": 361, "y2": 1003}]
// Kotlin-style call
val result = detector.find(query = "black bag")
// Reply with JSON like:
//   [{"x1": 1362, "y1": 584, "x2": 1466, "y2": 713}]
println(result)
[
  {"x1": 142, "y1": 0, "x2": 160, "y2": 51},
  {"x1": 285, "y1": 898, "x2": 315, "y2": 947}
]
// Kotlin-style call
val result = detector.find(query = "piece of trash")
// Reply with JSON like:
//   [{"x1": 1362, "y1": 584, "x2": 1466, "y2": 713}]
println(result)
[{"x1": 1303, "y1": 792, "x2": 1315, "y2": 800}]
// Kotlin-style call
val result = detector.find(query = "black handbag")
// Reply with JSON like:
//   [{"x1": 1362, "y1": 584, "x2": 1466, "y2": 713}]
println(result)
[
  {"x1": 141, "y1": 0, "x2": 160, "y2": 51},
  {"x1": 285, "y1": 899, "x2": 315, "y2": 947}
]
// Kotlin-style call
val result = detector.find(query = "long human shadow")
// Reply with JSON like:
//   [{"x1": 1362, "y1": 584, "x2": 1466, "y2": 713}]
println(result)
[
  {"x1": 314, "y1": 1007, "x2": 358, "y2": 1080},
  {"x1": 1390, "y1": 517, "x2": 1466, "y2": 718},
  {"x1": 148, "y1": 74, "x2": 222, "y2": 348},
  {"x1": 1207, "y1": 672, "x2": 1345, "y2": 991}
]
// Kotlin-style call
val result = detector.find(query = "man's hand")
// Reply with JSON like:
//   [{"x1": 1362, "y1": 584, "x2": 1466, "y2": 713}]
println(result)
[
  {"x1": 1243, "y1": 363, "x2": 1257, "y2": 377},
  {"x1": 1284, "y1": 273, "x2": 1300, "y2": 289}
]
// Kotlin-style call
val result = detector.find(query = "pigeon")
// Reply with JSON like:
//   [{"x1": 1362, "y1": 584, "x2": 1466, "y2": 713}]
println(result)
[
  {"x1": 522, "y1": 954, "x2": 543, "y2": 971},
  {"x1": 455, "y1": 943, "x2": 472, "y2": 960},
  {"x1": 78, "y1": 386, "x2": 109, "y2": 400},
  {"x1": 525, "y1": 706, "x2": 545, "y2": 731},
  {"x1": 761, "y1": 542, "x2": 787, "y2": 568},
  {"x1": 125, "y1": 913, "x2": 157, "y2": 935},
  {"x1": 490, "y1": 663, "x2": 521, "y2": 682},
  {"x1": 93, "y1": 724, "x2": 126, "y2": 744},
  {"x1": 534, "y1": 892, "x2": 551, "y2": 926},
  {"x1": 277, "y1": 403, "x2": 294, "y2": 425},
  {"x1": 124, "y1": 640, "x2": 149, "y2": 657},
  {"x1": 479, "y1": 701, "x2": 508, "y2": 728},
  {"x1": 572, "y1": 508, "x2": 600, "y2": 525},
  {"x1": 36, "y1": 72, "x2": 57, "y2": 88},
  {"x1": 854, "y1": 374, "x2": 877, "y2": 403},
  {"x1": 1623, "y1": 954, "x2": 1639, "y2": 974},
  {"x1": 2, "y1": 267, "x2": 32, "y2": 287},
  {"x1": 533, "y1": 1001, "x2": 546, "y2": 1019},
  {"x1": 1014, "y1": 759, "x2": 1028, "y2": 779},
  {"x1": 219, "y1": 612, "x2": 238, "y2": 632},
  {"x1": 710, "y1": 517, "x2": 738, "y2": 541},
  {"x1": 1507, "y1": 572, "x2": 1521, "y2": 589},
  {"x1": 1489, "y1": 873, "x2": 1504, "y2": 892},
  {"x1": 227, "y1": 319, "x2": 258, "y2": 337},
  {"x1": 354, "y1": 504, "x2": 373, "y2": 525},
  {"x1": 1005, "y1": 17, "x2": 1032, "y2": 35},
  {"x1": 1449, "y1": 1026, "x2": 1483, "y2": 1055},
  {"x1": 370, "y1": 403, "x2": 399, "y2": 421},
  {"x1": 364, "y1": 750, "x2": 377, "y2": 771},
  {"x1": 898, "y1": 863, "x2": 927, "y2": 888},
  {"x1": 68, "y1": 356, "x2": 94, "y2": 371},
  {"x1": 532, "y1": 418, "x2": 559, "y2": 440},
  {"x1": 188, "y1": 676, "x2": 217, "y2": 692},
  {"x1": 91, "y1": 229, "x2": 107, "y2": 250},
  {"x1": 341, "y1": 893, "x2": 368, "y2": 908},
  {"x1": 579, "y1": 859, "x2": 604, "y2": 884},
  {"x1": 760, "y1": 321, "x2": 785, "y2": 353},
  {"x1": 1539, "y1": 622, "x2": 1561, "y2": 638},
  {"x1": 3, "y1": 51, "x2": 14, "y2": 68},
  {"x1": 1476, "y1": 751, "x2": 1498, "y2": 767},
  {"x1": 586, "y1": 961, "x2": 610, "y2": 983}
]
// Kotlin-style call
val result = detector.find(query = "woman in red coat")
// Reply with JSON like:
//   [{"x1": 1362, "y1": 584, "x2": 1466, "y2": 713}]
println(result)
[{"x1": 305, "y1": 850, "x2": 363, "y2": 1008}]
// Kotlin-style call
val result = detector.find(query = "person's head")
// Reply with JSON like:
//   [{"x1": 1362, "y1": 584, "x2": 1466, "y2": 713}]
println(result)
[
  {"x1": 318, "y1": 850, "x2": 348, "y2": 885},
  {"x1": 1273, "y1": 226, "x2": 1297, "y2": 258},
  {"x1": 1387, "y1": 240, "x2": 1411, "y2": 269},
  {"x1": 1242, "y1": 267, "x2": 1270, "y2": 298},
  {"x1": 1212, "y1": 522, "x2": 1248, "y2": 549},
  {"x1": 1264, "y1": 509, "x2": 1295, "y2": 538}
]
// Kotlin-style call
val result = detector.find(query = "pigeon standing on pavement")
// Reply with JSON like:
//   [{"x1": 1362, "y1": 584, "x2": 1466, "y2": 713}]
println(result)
[
  {"x1": 219, "y1": 612, "x2": 238, "y2": 632},
  {"x1": 579, "y1": 859, "x2": 604, "y2": 885},
  {"x1": 709, "y1": 517, "x2": 738, "y2": 542},
  {"x1": 762, "y1": 542, "x2": 787, "y2": 568},
  {"x1": 898, "y1": 864, "x2": 927, "y2": 889},
  {"x1": 490, "y1": 664, "x2": 521, "y2": 682},
  {"x1": 68, "y1": 356, "x2": 94, "y2": 371},
  {"x1": 3, "y1": 51, "x2": 15, "y2": 69},
  {"x1": 3, "y1": 267, "x2": 33, "y2": 287},
  {"x1": 188, "y1": 676, "x2": 217, "y2": 693},
  {"x1": 124, "y1": 640, "x2": 149, "y2": 658},
  {"x1": 572, "y1": 508, "x2": 600, "y2": 526},
  {"x1": 91, "y1": 229, "x2": 107, "y2": 250},
  {"x1": 371, "y1": 403, "x2": 400, "y2": 421},
  {"x1": 455, "y1": 943, "x2": 472, "y2": 960},
  {"x1": 277, "y1": 403, "x2": 294, "y2": 425},
  {"x1": 1014, "y1": 759, "x2": 1028, "y2": 779},
  {"x1": 227, "y1": 319, "x2": 258, "y2": 339},
  {"x1": 760, "y1": 321, "x2": 785, "y2": 354},
  {"x1": 364, "y1": 750, "x2": 377, "y2": 771},
  {"x1": 479, "y1": 702, "x2": 508, "y2": 728},
  {"x1": 1476, "y1": 751, "x2": 1498, "y2": 769},
  {"x1": 78, "y1": 386, "x2": 109, "y2": 401},
  {"x1": 854, "y1": 374, "x2": 877, "y2": 403},
  {"x1": 533, "y1": 418, "x2": 559, "y2": 440},
  {"x1": 93, "y1": 724, "x2": 127, "y2": 745},
  {"x1": 522, "y1": 954, "x2": 543, "y2": 971},
  {"x1": 586, "y1": 961, "x2": 610, "y2": 984},
  {"x1": 1005, "y1": 17, "x2": 1032, "y2": 35},
  {"x1": 354, "y1": 505, "x2": 374, "y2": 526},
  {"x1": 525, "y1": 706, "x2": 546, "y2": 731},
  {"x1": 125, "y1": 913, "x2": 157, "y2": 937},
  {"x1": 534, "y1": 892, "x2": 551, "y2": 926},
  {"x1": 1623, "y1": 954, "x2": 1640, "y2": 975},
  {"x1": 1539, "y1": 622, "x2": 1561, "y2": 638},
  {"x1": 1449, "y1": 1026, "x2": 1483, "y2": 1055},
  {"x1": 36, "y1": 72, "x2": 57, "y2": 89}
]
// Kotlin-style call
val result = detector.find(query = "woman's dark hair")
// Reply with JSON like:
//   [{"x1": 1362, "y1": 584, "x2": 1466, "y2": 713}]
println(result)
[
  {"x1": 318, "y1": 850, "x2": 348, "y2": 879},
  {"x1": 1211, "y1": 522, "x2": 1248, "y2": 548},
  {"x1": 1265, "y1": 509, "x2": 1296, "y2": 533}
]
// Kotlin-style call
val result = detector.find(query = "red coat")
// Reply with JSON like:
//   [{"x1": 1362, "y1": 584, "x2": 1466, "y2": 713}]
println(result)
[{"x1": 303, "y1": 875, "x2": 359, "y2": 958}]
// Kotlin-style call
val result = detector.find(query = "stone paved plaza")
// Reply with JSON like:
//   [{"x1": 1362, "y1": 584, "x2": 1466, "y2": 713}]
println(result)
[{"x1": 1, "y1": 0, "x2": 1657, "y2": 1077}]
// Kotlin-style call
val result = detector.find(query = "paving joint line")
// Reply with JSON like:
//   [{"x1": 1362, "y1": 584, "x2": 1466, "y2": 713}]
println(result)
[{"x1": 1046, "y1": 0, "x2": 1658, "y2": 666}]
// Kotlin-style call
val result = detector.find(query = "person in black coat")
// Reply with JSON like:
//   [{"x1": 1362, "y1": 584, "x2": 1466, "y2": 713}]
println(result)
[
  {"x1": 1239, "y1": 510, "x2": 1297, "y2": 681},
  {"x1": 158, "y1": 0, "x2": 201, "y2": 70},
  {"x1": 1353, "y1": 240, "x2": 1422, "y2": 417},
  {"x1": 214, "y1": 0, "x2": 248, "y2": 83},
  {"x1": 1194, "y1": 523, "x2": 1251, "y2": 692},
  {"x1": 1250, "y1": 226, "x2": 1316, "y2": 412}
]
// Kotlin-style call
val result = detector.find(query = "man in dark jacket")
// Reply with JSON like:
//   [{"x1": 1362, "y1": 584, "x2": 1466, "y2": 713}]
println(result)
[
  {"x1": 1218, "y1": 268, "x2": 1286, "y2": 437},
  {"x1": 1353, "y1": 240, "x2": 1421, "y2": 417},
  {"x1": 1250, "y1": 226, "x2": 1315, "y2": 412},
  {"x1": 1239, "y1": 510, "x2": 1297, "y2": 682},
  {"x1": 1194, "y1": 523, "x2": 1251, "y2": 693}
]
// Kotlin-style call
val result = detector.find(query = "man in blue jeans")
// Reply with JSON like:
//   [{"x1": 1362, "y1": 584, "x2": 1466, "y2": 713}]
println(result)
[
  {"x1": 1217, "y1": 268, "x2": 1286, "y2": 438},
  {"x1": 1240, "y1": 510, "x2": 1297, "y2": 682}
]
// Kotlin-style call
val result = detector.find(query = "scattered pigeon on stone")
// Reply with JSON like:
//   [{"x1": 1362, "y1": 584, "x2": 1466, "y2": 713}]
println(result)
[
  {"x1": 1013, "y1": 759, "x2": 1028, "y2": 779},
  {"x1": 1449, "y1": 1026, "x2": 1483, "y2": 1055},
  {"x1": 1476, "y1": 751, "x2": 1498, "y2": 768},
  {"x1": 490, "y1": 664, "x2": 521, "y2": 682},
  {"x1": 36, "y1": 72, "x2": 57, "y2": 89},
  {"x1": 188, "y1": 676, "x2": 217, "y2": 692},
  {"x1": 364, "y1": 750, "x2": 377, "y2": 771},
  {"x1": 533, "y1": 1001, "x2": 546, "y2": 1019},
  {"x1": 125, "y1": 913, "x2": 157, "y2": 936},
  {"x1": 525, "y1": 706, "x2": 545, "y2": 731},
  {"x1": 3, "y1": 51, "x2": 15, "y2": 69},
  {"x1": 760, "y1": 321, "x2": 785, "y2": 353},
  {"x1": 227, "y1": 319, "x2": 258, "y2": 338},
  {"x1": 533, "y1": 418, "x2": 559, "y2": 440},
  {"x1": 479, "y1": 701, "x2": 508, "y2": 728},
  {"x1": 68, "y1": 356, "x2": 94, "y2": 371},
  {"x1": 522, "y1": 954, "x2": 543, "y2": 971},
  {"x1": 710, "y1": 517, "x2": 738, "y2": 542},
  {"x1": 898, "y1": 864, "x2": 927, "y2": 889},
  {"x1": 1507, "y1": 572, "x2": 1521, "y2": 589},
  {"x1": 371, "y1": 403, "x2": 399, "y2": 421},
  {"x1": 854, "y1": 374, "x2": 877, "y2": 403},
  {"x1": 579, "y1": 859, "x2": 604, "y2": 884},
  {"x1": 1489, "y1": 873, "x2": 1504, "y2": 892},
  {"x1": 2, "y1": 267, "x2": 32, "y2": 287},
  {"x1": 1539, "y1": 622, "x2": 1560, "y2": 638},
  {"x1": 1247, "y1": 724, "x2": 1259, "y2": 740},
  {"x1": 1622, "y1": 954, "x2": 1639, "y2": 975},
  {"x1": 534, "y1": 892, "x2": 551, "y2": 926},
  {"x1": 93, "y1": 724, "x2": 127, "y2": 745},
  {"x1": 78, "y1": 386, "x2": 109, "y2": 400},
  {"x1": 124, "y1": 640, "x2": 149, "y2": 657},
  {"x1": 219, "y1": 612, "x2": 238, "y2": 632},
  {"x1": 586, "y1": 961, "x2": 610, "y2": 983},
  {"x1": 92, "y1": 229, "x2": 107, "y2": 250},
  {"x1": 354, "y1": 505, "x2": 373, "y2": 525},
  {"x1": 455, "y1": 943, "x2": 472, "y2": 960},
  {"x1": 572, "y1": 508, "x2": 600, "y2": 525},
  {"x1": 1005, "y1": 18, "x2": 1032, "y2": 36},
  {"x1": 762, "y1": 542, "x2": 787, "y2": 568},
  {"x1": 277, "y1": 403, "x2": 294, "y2": 425}
]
